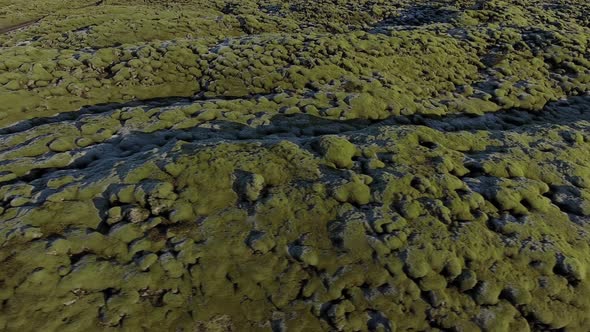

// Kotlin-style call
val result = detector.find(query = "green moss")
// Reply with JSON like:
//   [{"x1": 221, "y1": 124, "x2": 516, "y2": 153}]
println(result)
[
  {"x1": 456, "y1": 269, "x2": 478, "y2": 292},
  {"x1": 333, "y1": 176, "x2": 372, "y2": 205},
  {"x1": 1, "y1": 0, "x2": 590, "y2": 330},
  {"x1": 317, "y1": 135, "x2": 357, "y2": 169}
]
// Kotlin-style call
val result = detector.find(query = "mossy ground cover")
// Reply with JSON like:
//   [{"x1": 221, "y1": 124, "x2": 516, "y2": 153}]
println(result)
[{"x1": 1, "y1": 0, "x2": 590, "y2": 331}]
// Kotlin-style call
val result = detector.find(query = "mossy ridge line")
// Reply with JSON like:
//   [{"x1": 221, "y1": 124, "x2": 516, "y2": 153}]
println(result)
[
  {"x1": 0, "y1": 90, "x2": 298, "y2": 136},
  {"x1": 0, "y1": 95, "x2": 587, "y2": 189},
  {"x1": 2, "y1": 91, "x2": 589, "y2": 146},
  {"x1": 0, "y1": 17, "x2": 45, "y2": 34}
]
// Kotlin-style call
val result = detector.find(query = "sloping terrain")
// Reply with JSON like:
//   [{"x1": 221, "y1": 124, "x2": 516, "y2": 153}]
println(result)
[{"x1": 1, "y1": 0, "x2": 590, "y2": 331}]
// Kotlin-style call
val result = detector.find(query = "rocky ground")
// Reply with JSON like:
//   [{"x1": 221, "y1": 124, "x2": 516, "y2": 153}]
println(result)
[{"x1": 1, "y1": 0, "x2": 590, "y2": 331}]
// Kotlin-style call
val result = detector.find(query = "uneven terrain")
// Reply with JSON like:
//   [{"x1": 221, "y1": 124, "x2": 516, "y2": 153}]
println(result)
[{"x1": 1, "y1": 0, "x2": 590, "y2": 331}]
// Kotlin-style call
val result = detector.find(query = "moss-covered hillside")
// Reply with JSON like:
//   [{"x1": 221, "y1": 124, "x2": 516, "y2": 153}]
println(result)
[{"x1": 1, "y1": 0, "x2": 590, "y2": 331}]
